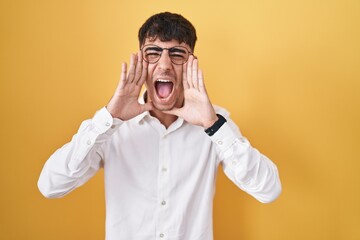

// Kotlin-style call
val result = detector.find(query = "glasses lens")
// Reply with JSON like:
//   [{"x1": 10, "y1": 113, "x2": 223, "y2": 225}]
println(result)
[
  {"x1": 142, "y1": 45, "x2": 162, "y2": 63},
  {"x1": 169, "y1": 46, "x2": 189, "y2": 65}
]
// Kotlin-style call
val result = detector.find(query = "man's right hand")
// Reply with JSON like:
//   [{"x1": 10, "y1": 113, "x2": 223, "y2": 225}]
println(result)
[{"x1": 106, "y1": 51, "x2": 153, "y2": 120}]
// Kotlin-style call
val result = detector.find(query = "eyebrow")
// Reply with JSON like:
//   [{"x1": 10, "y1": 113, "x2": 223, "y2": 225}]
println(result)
[
  {"x1": 144, "y1": 45, "x2": 187, "y2": 53},
  {"x1": 169, "y1": 47, "x2": 186, "y2": 53},
  {"x1": 144, "y1": 46, "x2": 163, "y2": 51}
]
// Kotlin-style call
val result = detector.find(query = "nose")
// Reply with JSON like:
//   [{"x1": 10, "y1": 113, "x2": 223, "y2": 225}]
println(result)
[{"x1": 157, "y1": 50, "x2": 173, "y2": 70}]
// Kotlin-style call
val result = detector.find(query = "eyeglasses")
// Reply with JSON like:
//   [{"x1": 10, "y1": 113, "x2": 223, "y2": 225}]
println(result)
[{"x1": 141, "y1": 44, "x2": 193, "y2": 65}]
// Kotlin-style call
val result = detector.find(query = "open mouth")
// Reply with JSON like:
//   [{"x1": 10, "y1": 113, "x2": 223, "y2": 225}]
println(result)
[{"x1": 155, "y1": 79, "x2": 174, "y2": 100}]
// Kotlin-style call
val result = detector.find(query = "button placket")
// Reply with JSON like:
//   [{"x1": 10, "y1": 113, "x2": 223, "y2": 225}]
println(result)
[{"x1": 156, "y1": 134, "x2": 170, "y2": 239}]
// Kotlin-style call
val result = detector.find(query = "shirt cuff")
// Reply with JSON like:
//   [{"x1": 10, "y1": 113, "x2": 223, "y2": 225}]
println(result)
[
  {"x1": 91, "y1": 107, "x2": 123, "y2": 135},
  {"x1": 209, "y1": 122, "x2": 249, "y2": 152}
]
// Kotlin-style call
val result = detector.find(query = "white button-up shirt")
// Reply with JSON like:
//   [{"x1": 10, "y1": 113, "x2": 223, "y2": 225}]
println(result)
[{"x1": 38, "y1": 106, "x2": 281, "y2": 240}]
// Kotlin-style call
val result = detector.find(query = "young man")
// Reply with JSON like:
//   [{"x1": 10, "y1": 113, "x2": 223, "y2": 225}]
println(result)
[{"x1": 38, "y1": 12, "x2": 281, "y2": 240}]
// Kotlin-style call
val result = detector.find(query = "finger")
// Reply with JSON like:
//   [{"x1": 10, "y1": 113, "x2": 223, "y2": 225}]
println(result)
[
  {"x1": 182, "y1": 62, "x2": 189, "y2": 89},
  {"x1": 121, "y1": 62, "x2": 127, "y2": 81},
  {"x1": 192, "y1": 58, "x2": 199, "y2": 90},
  {"x1": 115, "y1": 62, "x2": 127, "y2": 92},
  {"x1": 137, "y1": 56, "x2": 148, "y2": 86},
  {"x1": 127, "y1": 53, "x2": 136, "y2": 82},
  {"x1": 198, "y1": 69, "x2": 206, "y2": 93},
  {"x1": 132, "y1": 51, "x2": 142, "y2": 83},
  {"x1": 187, "y1": 55, "x2": 194, "y2": 88},
  {"x1": 163, "y1": 107, "x2": 183, "y2": 117}
]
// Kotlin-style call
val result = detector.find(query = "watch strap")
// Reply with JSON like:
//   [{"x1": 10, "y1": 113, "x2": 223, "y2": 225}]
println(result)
[{"x1": 204, "y1": 114, "x2": 227, "y2": 136}]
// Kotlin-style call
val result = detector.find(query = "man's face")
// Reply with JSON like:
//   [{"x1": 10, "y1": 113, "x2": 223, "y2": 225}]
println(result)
[{"x1": 143, "y1": 38, "x2": 191, "y2": 111}]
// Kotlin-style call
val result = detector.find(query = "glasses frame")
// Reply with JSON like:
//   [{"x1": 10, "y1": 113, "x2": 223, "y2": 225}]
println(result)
[{"x1": 141, "y1": 44, "x2": 193, "y2": 65}]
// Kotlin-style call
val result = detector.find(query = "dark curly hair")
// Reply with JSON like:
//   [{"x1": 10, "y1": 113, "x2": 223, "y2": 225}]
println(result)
[{"x1": 138, "y1": 12, "x2": 197, "y2": 51}]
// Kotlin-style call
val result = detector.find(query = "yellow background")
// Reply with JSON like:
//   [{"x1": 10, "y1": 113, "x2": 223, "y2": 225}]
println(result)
[{"x1": 1, "y1": 0, "x2": 359, "y2": 239}]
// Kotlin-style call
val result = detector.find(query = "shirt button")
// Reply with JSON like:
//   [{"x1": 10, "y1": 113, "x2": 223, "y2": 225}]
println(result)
[
  {"x1": 161, "y1": 167, "x2": 167, "y2": 172},
  {"x1": 105, "y1": 122, "x2": 110, "y2": 127},
  {"x1": 159, "y1": 233, "x2": 165, "y2": 238},
  {"x1": 217, "y1": 140, "x2": 223, "y2": 145},
  {"x1": 161, "y1": 200, "x2": 166, "y2": 206},
  {"x1": 232, "y1": 160, "x2": 237, "y2": 166},
  {"x1": 87, "y1": 140, "x2": 91, "y2": 145}
]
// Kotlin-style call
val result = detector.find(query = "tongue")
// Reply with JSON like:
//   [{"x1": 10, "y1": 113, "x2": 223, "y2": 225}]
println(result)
[{"x1": 156, "y1": 82, "x2": 173, "y2": 98}]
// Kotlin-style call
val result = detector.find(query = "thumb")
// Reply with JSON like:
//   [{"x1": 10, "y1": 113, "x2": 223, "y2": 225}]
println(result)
[
  {"x1": 163, "y1": 107, "x2": 183, "y2": 117},
  {"x1": 140, "y1": 102, "x2": 153, "y2": 112}
]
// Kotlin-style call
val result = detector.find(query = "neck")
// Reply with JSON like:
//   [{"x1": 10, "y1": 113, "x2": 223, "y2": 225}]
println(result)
[
  {"x1": 143, "y1": 91, "x2": 179, "y2": 128},
  {"x1": 150, "y1": 108, "x2": 178, "y2": 129}
]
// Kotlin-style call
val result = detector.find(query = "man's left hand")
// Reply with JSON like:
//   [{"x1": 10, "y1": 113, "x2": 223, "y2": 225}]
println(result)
[{"x1": 164, "y1": 56, "x2": 218, "y2": 129}]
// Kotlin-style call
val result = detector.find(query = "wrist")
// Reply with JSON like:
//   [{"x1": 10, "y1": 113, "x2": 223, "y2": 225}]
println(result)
[
  {"x1": 203, "y1": 116, "x2": 219, "y2": 129},
  {"x1": 105, "y1": 105, "x2": 118, "y2": 118}
]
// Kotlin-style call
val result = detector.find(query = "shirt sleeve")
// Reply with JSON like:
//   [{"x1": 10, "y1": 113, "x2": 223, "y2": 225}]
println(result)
[
  {"x1": 210, "y1": 114, "x2": 282, "y2": 203},
  {"x1": 37, "y1": 107, "x2": 122, "y2": 198}
]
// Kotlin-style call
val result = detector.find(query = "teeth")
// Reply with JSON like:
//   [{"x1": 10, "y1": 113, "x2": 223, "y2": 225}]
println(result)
[{"x1": 157, "y1": 79, "x2": 171, "y2": 83}]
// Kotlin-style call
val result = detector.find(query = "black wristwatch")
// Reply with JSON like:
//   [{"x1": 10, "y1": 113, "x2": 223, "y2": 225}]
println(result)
[{"x1": 204, "y1": 114, "x2": 227, "y2": 136}]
